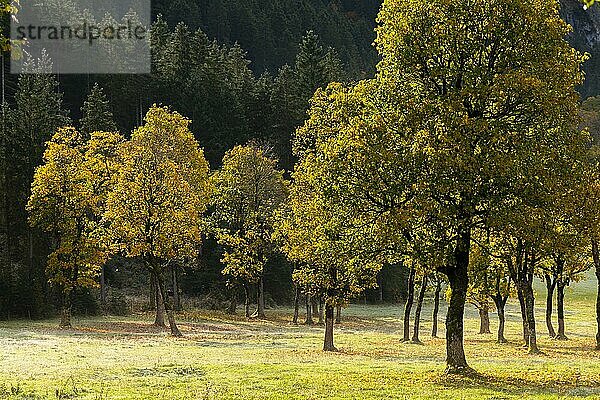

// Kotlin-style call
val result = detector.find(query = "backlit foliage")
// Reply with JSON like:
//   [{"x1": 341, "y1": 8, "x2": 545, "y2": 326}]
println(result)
[{"x1": 210, "y1": 145, "x2": 288, "y2": 286}]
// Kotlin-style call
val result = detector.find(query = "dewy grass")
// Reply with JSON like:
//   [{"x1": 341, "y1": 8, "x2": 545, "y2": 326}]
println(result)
[{"x1": 1, "y1": 277, "x2": 600, "y2": 399}]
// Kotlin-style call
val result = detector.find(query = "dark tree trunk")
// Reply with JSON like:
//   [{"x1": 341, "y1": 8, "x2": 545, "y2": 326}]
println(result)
[
  {"x1": 318, "y1": 298, "x2": 324, "y2": 325},
  {"x1": 594, "y1": 239, "x2": 600, "y2": 350},
  {"x1": 28, "y1": 229, "x2": 33, "y2": 294},
  {"x1": 478, "y1": 307, "x2": 491, "y2": 334},
  {"x1": 432, "y1": 277, "x2": 441, "y2": 338},
  {"x1": 323, "y1": 304, "x2": 337, "y2": 351},
  {"x1": 0, "y1": 114, "x2": 8, "y2": 308},
  {"x1": 412, "y1": 275, "x2": 428, "y2": 343},
  {"x1": 517, "y1": 289, "x2": 529, "y2": 345},
  {"x1": 60, "y1": 290, "x2": 72, "y2": 329},
  {"x1": 597, "y1": 267, "x2": 600, "y2": 349},
  {"x1": 492, "y1": 296, "x2": 508, "y2": 343},
  {"x1": 244, "y1": 284, "x2": 251, "y2": 318},
  {"x1": 253, "y1": 277, "x2": 266, "y2": 319},
  {"x1": 305, "y1": 295, "x2": 314, "y2": 325},
  {"x1": 172, "y1": 264, "x2": 181, "y2": 311},
  {"x1": 335, "y1": 306, "x2": 341, "y2": 324},
  {"x1": 556, "y1": 281, "x2": 568, "y2": 340},
  {"x1": 100, "y1": 265, "x2": 107, "y2": 305},
  {"x1": 156, "y1": 270, "x2": 182, "y2": 337},
  {"x1": 0, "y1": 208, "x2": 7, "y2": 315},
  {"x1": 523, "y1": 283, "x2": 540, "y2": 354},
  {"x1": 377, "y1": 272, "x2": 384, "y2": 303},
  {"x1": 150, "y1": 274, "x2": 157, "y2": 309},
  {"x1": 403, "y1": 268, "x2": 416, "y2": 342},
  {"x1": 311, "y1": 297, "x2": 319, "y2": 323},
  {"x1": 544, "y1": 275, "x2": 557, "y2": 338},
  {"x1": 227, "y1": 289, "x2": 237, "y2": 315},
  {"x1": 153, "y1": 275, "x2": 165, "y2": 327},
  {"x1": 292, "y1": 286, "x2": 300, "y2": 324},
  {"x1": 443, "y1": 223, "x2": 471, "y2": 374}
]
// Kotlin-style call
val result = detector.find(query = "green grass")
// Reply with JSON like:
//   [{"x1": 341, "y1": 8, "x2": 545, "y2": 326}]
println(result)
[{"x1": 1, "y1": 277, "x2": 600, "y2": 399}]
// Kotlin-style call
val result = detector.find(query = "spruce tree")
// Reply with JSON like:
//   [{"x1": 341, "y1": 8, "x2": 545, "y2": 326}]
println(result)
[
  {"x1": 293, "y1": 31, "x2": 344, "y2": 109},
  {"x1": 293, "y1": 31, "x2": 328, "y2": 115},
  {"x1": 271, "y1": 32, "x2": 345, "y2": 169},
  {"x1": 150, "y1": 15, "x2": 171, "y2": 74},
  {"x1": 80, "y1": 83, "x2": 117, "y2": 138},
  {"x1": 7, "y1": 52, "x2": 70, "y2": 318}
]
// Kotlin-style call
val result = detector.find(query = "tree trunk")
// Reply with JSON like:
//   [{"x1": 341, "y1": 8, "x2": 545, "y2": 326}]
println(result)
[
  {"x1": 478, "y1": 307, "x2": 491, "y2": 334},
  {"x1": 311, "y1": 297, "x2": 319, "y2": 323},
  {"x1": 172, "y1": 264, "x2": 181, "y2": 311},
  {"x1": 292, "y1": 286, "x2": 300, "y2": 324},
  {"x1": 517, "y1": 289, "x2": 529, "y2": 345},
  {"x1": 244, "y1": 284, "x2": 251, "y2": 318},
  {"x1": 412, "y1": 275, "x2": 428, "y2": 343},
  {"x1": 305, "y1": 295, "x2": 314, "y2": 325},
  {"x1": 432, "y1": 278, "x2": 441, "y2": 338},
  {"x1": 227, "y1": 289, "x2": 237, "y2": 315},
  {"x1": 153, "y1": 275, "x2": 165, "y2": 327},
  {"x1": 0, "y1": 102, "x2": 8, "y2": 308},
  {"x1": 444, "y1": 223, "x2": 471, "y2": 374},
  {"x1": 335, "y1": 306, "x2": 341, "y2": 324},
  {"x1": 150, "y1": 274, "x2": 157, "y2": 309},
  {"x1": 318, "y1": 298, "x2": 324, "y2": 325},
  {"x1": 556, "y1": 281, "x2": 568, "y2": 340},
  {"x1": 597, "y1": 266, "x2": 600, "y2": 349},
  {"x1": 544, "y1": 275, "x2": 556, "y2": 338},
  {"x1": 377, "y1": 272, "x2": 384, "y2": 303},
  {"x1": 523, "y1": 283, "x2": 540, "y2": 354},
  {"x1": 60, "y1": 290, "x2": 72, "y2": 329},
  {"x1": 156, "y1": 271, "x2": 182, "y2": 337},
  {"x1": 493, "y1": 297, "x2": 508, "y2": 343},
  {"x1": 253, "y1": 277, "x2": 266, "y2": 319},
  {"x1": 403, "y1": 268, "x2": 416, "y2": 342},
  {"x1": 594, "y1": 238, "x2": 600, "y2": 350},
  {"x1": 100, "y1": 265, "x2": 107, "y2": 305},
  {"x1": 323, "y1": 304, "x2": 337, "y2": 352}
]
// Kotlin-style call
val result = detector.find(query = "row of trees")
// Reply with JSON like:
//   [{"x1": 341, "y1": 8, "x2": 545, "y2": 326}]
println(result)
[
  {"x1": 273, "y1": 0, "x2": 600, "y2": 374},
  {"x1": 11, "y1": 0, "x2": 600, "y2": 377},
  {"x1": 24, "y1": 106, "x2": 168, "y2": 333},
  {"x1": 28, "y1": 102, "x2": 294, "y2": 337},
  {"x1": 0, "y1": 23, "x2": 351, "y2": 318}
]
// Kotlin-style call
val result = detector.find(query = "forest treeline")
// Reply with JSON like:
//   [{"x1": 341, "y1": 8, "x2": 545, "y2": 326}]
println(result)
[
  {"x1": 4, "y1": 0, "x2": 600, "y2": 375},
  {"x1": 0, "y1": 18, "x2": 381, "y2": 321},
  {"x1": 152, "y1": 0, "x2": 600, "y2": 99},
  {"x1": 152, "y1": 0, "x2": 380, "y2": 75},
  {"x1": 153, "y1": 0, "x2": 600, "y2": 98}
]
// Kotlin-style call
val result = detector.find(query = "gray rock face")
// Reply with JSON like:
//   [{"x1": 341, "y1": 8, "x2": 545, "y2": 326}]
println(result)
[
  {"x1": 561, "y1": 0, "x2": 600, "y2": 97},
  {"x1": 562, "y1": 0, "x2": 600, "y2": 50}
]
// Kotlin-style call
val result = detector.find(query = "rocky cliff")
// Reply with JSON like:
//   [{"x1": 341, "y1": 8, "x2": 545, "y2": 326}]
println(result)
[{"x1": 561, "y1": 0, "x2": 600, "y2": 97}]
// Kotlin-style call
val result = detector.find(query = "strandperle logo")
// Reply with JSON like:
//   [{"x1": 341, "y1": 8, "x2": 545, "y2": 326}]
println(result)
[
  {"x1": 11, "y1": 0, "x2": 151, "y2": 74},
  {"x1": 14, "y1": 21, "x2": 148, "y2": 46}
]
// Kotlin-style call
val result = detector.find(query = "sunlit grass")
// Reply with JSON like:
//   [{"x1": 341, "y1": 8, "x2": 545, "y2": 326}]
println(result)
[{"x1": 0, "y1": 275, "x2": 599, "y2": 399}]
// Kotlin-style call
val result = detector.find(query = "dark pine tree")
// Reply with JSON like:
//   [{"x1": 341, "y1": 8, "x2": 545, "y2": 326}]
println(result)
[{"x1": 80, "y1": 83, "x2": 118, "y2": 138}]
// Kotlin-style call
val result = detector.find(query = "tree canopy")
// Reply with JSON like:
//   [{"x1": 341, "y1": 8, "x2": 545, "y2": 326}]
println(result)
[
  {"x1": 105, "y1": 105, "x2": 211, "y2": 336},
  {"x1": 209, "y1": 144, "x2": 288, "y2": 318},
  {"x1": 287, "y1": 0, "x2": 589, "y2": 372}
]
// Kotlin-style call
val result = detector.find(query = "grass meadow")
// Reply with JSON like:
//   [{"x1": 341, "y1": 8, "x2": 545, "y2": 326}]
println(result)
[{"x1": 1, "y1": 275, "x2": 600, "y2": 399}]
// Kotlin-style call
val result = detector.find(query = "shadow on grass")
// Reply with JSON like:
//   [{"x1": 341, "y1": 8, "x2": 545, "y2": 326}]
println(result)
[{"x1": 434, "y1": 370, "x2": 600, "y2": 398}]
